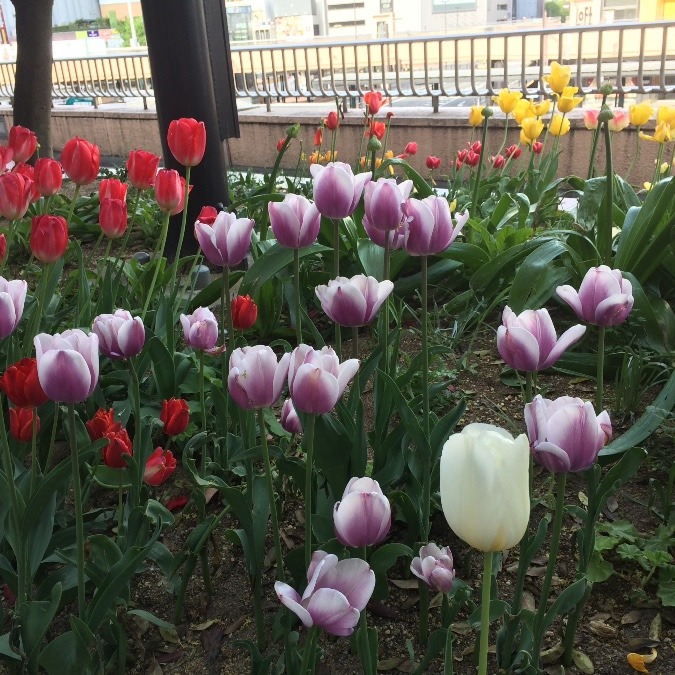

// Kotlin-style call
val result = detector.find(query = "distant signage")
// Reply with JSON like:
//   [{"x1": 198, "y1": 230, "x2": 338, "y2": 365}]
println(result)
[
  {"x1": 432, "y1": 0, "x2": 477, "y2": 11},
  {"x1": 87, "y1": 30, "x2": 99, "y2": 37}
]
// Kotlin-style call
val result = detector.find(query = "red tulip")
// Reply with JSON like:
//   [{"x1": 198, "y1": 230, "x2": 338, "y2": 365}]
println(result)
[
  {"x1": 102, "y1": 427, "x2": 133, "y2": 468},
  {"x1": 154, "y1": 169, "x2": 183, "y2": 214},
  {"x1": 456, "y1": 149, "x2": 468, "y2": 163},
  {"x1": 0, "y1": 172, "x2": 34, "y2": 220},
  {"x1": 9, "y1": 407, "x2": 39, "y2": 443},
  {"x1": 532, "y1": 141, "x2": 543, "y2": 155},
  {"x1": 169, "y1": 177, "x2": 190, "y2": 216},
  {"x1": 505, "y1": 144, "x2": 522, "y2": 159},
  {"x1": 364, "y1": 91, "x2": 384, "y2": 115},
  {"x1": 99, "y1": 198, "x2": 127, "y2": 238},
  {"x1": 160, "y1": 398, "x2": 189, "y2": 436},
  {"x1": 99, "y1": 178, "x2": 128, "y2": 203},
  {"x1": 8, "y1": 125, "x2": 37, "y2": 164},
  {"x1": 143, "y1": 447, "x2": 177, "y2": 486},
  {"x1": 126, "y1": 149, "x2": 160, "y2": 190},
  {"x1": 13, "y1": 164, "x2": 40, "y2": 203},
  {"x1": 369, "y1": 121, "x2": 386, "y2": 140},
  {"x1": 465, "y1": 151, "x2": 480, "y2": 167},
  {"x1": 30, "y1": 215, "x2": 69, "y2": 263},
  {"x1": 492, "y1": 154, "x2": 506, "y2": 169},
  {"x1": 166, "y1": 495, "x2": 189, "y2": 512},
  {"x1": 87, "y1": 408, "x2": 121, "y2": 440},
  {"x1": 276, "y1": 138, "x2": 286, "y2": 152},
  {"x1": 0, "y1": 358, "x2": 49, "y2": 408},
  {"x1": 325, "y1": 111, "x2": 340, "y2": 131},
  {"x1": 60, "y1": 137, "x2": 100, "y2": 185},
  {"x1": 196, "y1": 205, "x2": 218, "y2": 225},
  {"x1": 34, "y1": 158, "x2": 63, "y2": 197},
  {"x1": 314, "y1": 127, "x2": 323, "y2": 147},
  {"x1": 231, "y1": 295, "x2": 258, "y2": 330},
  {"x1": 426, "y1": 156, "x2": 441, "y2": 170},
  {"x1": 0, "y1": 145, "x2": 14, "y2": 172},
  {"x1": 404, "y1": 141, "x2": 418, "y2": 156},
  {"x1": 167, "y1": 118, "x2": 206, "y2": 167},
  {"x1": 470, "y1": 141, "x2": 482, "y2": 154}
]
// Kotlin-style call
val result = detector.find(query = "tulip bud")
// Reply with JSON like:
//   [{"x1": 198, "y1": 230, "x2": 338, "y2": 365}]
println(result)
[
  {"x1": 410, "y1": 544, "x2": 456, "y2": 594},
  {"x1": 286, "y1": 123, "x2": 301, "y2": 139},
  {"x1": 8, "y1": 125, "x2": 38, "y2": 164},
  {"x1": 154, "y1": 169, "x2": 183, "y2": 214},
  {"x1": 532, "y1": 141, "x2": 543, "y2": 154},
  {"x1": 30, "y1": 215, "x2": 69, "y2": 263},
  {"x1": 34, "y1": 158, "x2": 63, "y2": 197},
  {"x1": 228, "y1": 345, "x2": 290, "y2": 410},
  {"x1": 333, "y1": 477, "x2": 391, "y2": 548},
  {"x1": 492, "y1": 154, "x2": 506, "y2": 169},
  {"x1": 314, "y1": 127, "x2": 323, "y2": 147},
  {"x1": 99, "y1": 178, "x2": 128, "y2": 203},
  {"x1": 325, "y1": 111, "x2": 340, "y2": 131},
  {"x1": 167, "y1": 117, "x2": 206, "y2": 167},
  {"x1": 180, "y1": 307, "x2": 219, "y2": 351},
  {"x1": 599, "y1": 82, "x2": 615, "y2": 97},
  {"x1": 10, "y1": 407, "x2": 39, "y2": 443},
  {"x1": 404, "y1": 141, "x2": 418, "y2": 155},
  {"x1": 269, "y1": 193, "x2": 321, "y2": 249},
  {"x1": 160, "y1": 398, "x2": 190, "y2": 436},
  {"x1": 364, "y1": 91, "x2": 384, "y2": 115},
  {"x1": 598, "y1": 104, "x2": 614, "y2": 124},
  {"x1": 280, "y1": 398, "x2": 302, "y2": 434},
  {"x1": 231, "y1": 295, "x2": 258, "y2": 330},
  {"x1": 102, "y1": 427, "x2": 133, "y2": 468},
  {"x1": 0, "y1": 172, "x2": 34, "y2": 220},
  {"x1": 367, "y1": 136, "x2": 382, "y2": 153},
  {"x1": 276, "y1": 138, "x2": 286, "y2": 152},
  {"x1": 126, "y1": 149, "x2": 160, "y2": 190},
  {"x1": 0, "y1": 277, "x2": 27, "y2": 340},
  {"x1": 99, "y1": 198, "x2": 128, "y2": 239},
  {"x1": 92, "y1": 309, "x2": 145, "y2": 359},
  {"x1": 315, "y1": 275, "x2": 394, "y2": 327},
  {"x1": 426, "y1": 156, "x2": 441, "y2": 170},
  {"x1": 60, "y1": 136, "x2": 100, "y2": 185}
]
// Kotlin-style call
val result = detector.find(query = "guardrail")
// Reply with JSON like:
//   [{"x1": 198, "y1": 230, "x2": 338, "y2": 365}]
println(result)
[{"x1": 1, "y1": 20, "x2": 674, "y2": 110}]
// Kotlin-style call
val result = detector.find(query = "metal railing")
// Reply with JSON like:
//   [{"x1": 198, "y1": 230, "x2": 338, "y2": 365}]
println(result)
[{"x1": 1, "y1": 20, "x2": 674, "y2": 109}]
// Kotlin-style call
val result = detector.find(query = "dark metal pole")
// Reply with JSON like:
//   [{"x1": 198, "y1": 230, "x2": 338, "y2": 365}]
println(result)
[{"x1": 140, "y1": 0, "x2": 236, "y2": 258}]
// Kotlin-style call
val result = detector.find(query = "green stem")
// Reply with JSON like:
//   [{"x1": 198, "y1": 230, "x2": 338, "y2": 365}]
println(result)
[
  {"x1": 300, "y1": 625, "x2": 320, "y2": 675},
  {"x1": 586, "y1": 126, "x2": 602, "y2": 180},
  {"x1": 141, "y1": 211, "x2": 171, "y2": 320},
  {"x1": 66, "y1": 185, "x2": 81, "y2": 225},
  {"x1": 470, "y1": 116, "x2": 490, "y2": 223},
  {"x1": 332, "y1": 219, "x2": 342, "y2": 358},
  {"x1": 496, "y1": 115, "x2": 509, "y2": 158},
  {"x1": 0, "y1": 219, "x2": 16, "y2": 274},
  {"x1": 478, "y1": 552, "x2": 493, "y2": 675},
  {"x1": 525, "y1": 370, "x2": 533, "y2": 404},
  {"x1": 380, "y1": 231, "x2": 391, "y2": 376},
  {"x1": 294, "y1": 248, "x2": 302, "y2": 345},
  {"x1": 29, "y1": 409, "x2": 39, "y2": 496},
  {"x1": 419, "y1": 582, "x2": 429, "y2": 647},
  {"x1": 0, "y1": 402, "x2": 26, "y2": 606},
  {"x1": 221, "y1": 267, "x2": 234, "y2": 468},
  {"x1": 651, "y1": 142, "x2": 665, "y2": 189},
  {"x1": 169, "y1": 165, "x2": 192, "y2": 296},
  {"x1": 304, "y1": 413, "x2": 317, "y2": 569},
  {"x1": 128, "y1": 358, "x2": 143, "y2": 507},
  {"x1": 596, "y1": 326, "x2": 605, "y2": 413},
  {"x1": 625, "y1": 129, "x2": 641, "y2": 186},
  {"x1": 68, "y1": 403, "x2": 86, "y2": 619},
  {"x1": 42, "y1": 405, "x2": 60, "y2": 472},
  {"x1": 421, "y1": 256, "x2": 431, "y2": 542},
  {"x1": 117, "y1": 471, "x2": 125, "y2": 550},
  {"x1": 259, "y1": 408, "x2": 285, "y2": 582},
  {"x1": 531, "y1": 472, "x2": 567, "y2": 668},
  {"x1": 443, "y1": 617, "x2": 453, "y2": 675},
  {"x1": 359, "y1": 545, "x2": 373, "y2": 674},
  {"x1": 601, "y1": 120, "x2": 614, "y2": 266}
]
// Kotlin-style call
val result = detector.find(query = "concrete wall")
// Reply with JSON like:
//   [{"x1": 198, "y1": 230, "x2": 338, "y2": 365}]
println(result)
[{"x1": 0, "y1": 103, "x2": 661, "y2": 184}]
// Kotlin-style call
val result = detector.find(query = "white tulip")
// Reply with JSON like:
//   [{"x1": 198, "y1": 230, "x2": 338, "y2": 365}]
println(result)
[{"x1": 440, "y1": 423, "x2": 530, "y2": 552}]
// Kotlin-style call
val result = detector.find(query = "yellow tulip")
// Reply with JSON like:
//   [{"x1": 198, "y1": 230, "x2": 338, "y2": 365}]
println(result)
[
  {"x1": 549, "y1": 114, "x2": 571, "y2": 136},
  {"x1": 639, "y1": 121, "x2": 672, "y2": 143},
  {"x1": 557, "y1": 88, "x2": 583, "y2": 114},
  {"x1": 520, "y1": 117, "x2": 544, "y2": 142},
  {"x1": 532, "y1": 99, "x2": 551, "y2": 117},
  {"x1": 660, "y1": 162, "x2": 669, "y2": 174},
  {"x1": 469, "y1": 105, "x2": 485, "y2": 127},
  {"x1": 513, "y1": 99, "x2": 536, "y2": 125},
  {"x1": 629, "y1": 101, "x2": 653, "y2": 127},
  {"x1": 449, "y1": 199, "x2": 457, "y2": 212},
  {"x1": 656, "y1": 105, "x2": 675, "y2": 127},
  {"x1": 543, "y1": 61, "x2": 571, "y2": 95},
  {"x1": 492, "y1": 88, "x2": 523, "y2": 115},
  {"x1": 643, "y1": 182, "x2": 653, "y2": 191}
]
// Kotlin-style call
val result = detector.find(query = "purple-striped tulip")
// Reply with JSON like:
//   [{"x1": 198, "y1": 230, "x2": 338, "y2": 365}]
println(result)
[
  {"x1": 288, "y1": 344, "x2": 359, "y2": 414},
  {"x1": 363, "y1": 177, "x2": 413, "y2": 232},
  {"x1": 274, "y1": 551, "x2": 375, "y2": 636},
  {"x1": 92, "y1": 309, "x2": 145, "y2": 359},
  {"x1": 228, "y1": 345, "x2": 290, "y2": 410},
  {"x1": 0, "y1": 277, "x2": 27, "y2": 339},
  {"x1": 333, "y1": 476, "x2": 391, "y2": 548},
  {"x1": 556, "y1": 265, "x2": 634, "y2": 326},
  {"x1": 410, "y1": 543, "x2": 456, "y2": 594},
  {"x1": 403, "y1": 196, "x2": 468, "y2": 256},
  {"x1": 268, "y1": 194, "x2": 321, "y2": 249},
  {"x1": 180, "y1": 307, "x2": 219, "y2": 352},
  {"x1": 310, "y1": 161, "x2": 371, "y2": 219},
  {"x1": 363, "y1": 215, "x2": 407, "y2": 250},
  {"x1": 525, "y1": 395, "x2": 612, "y2": 473},
  {"x1": 315, "y1": 274, "x2": 394, "y2": 327},
  {"x1": 496, "y1": 306, "x2": 586, "y2": 372},
  {"x1": 34, "y1": 330, "x2": 99, "y2": 403},
  {"x1": 194, "y1": 210, "x2": 254, "y2": 267},
  {"x1": 280, "y1": 397, "x2": 302, "y2": 434}
]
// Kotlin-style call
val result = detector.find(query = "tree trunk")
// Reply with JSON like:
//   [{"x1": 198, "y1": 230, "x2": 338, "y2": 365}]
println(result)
[{"x1": 11, "y1": 0, "x2": 54, "y2": 158}]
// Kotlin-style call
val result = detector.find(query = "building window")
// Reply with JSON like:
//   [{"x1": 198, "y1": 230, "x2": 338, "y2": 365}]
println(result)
[
  {"x1": 380, "y1": 0, "x2": 393, "y2": 11},
  {"x1": 497, "y1": 3, "x2": 507, "y2": 8},
  {"x1": 327, "y1": 2, "x2": 365, "y2": 9},
  {"x1": 328, "y1": 20, "x2": 367, "y2": 27}
]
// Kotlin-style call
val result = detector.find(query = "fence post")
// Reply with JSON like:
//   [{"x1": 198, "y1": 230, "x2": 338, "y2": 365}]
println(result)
[{"x1": 432, "y1": 95, "x2": 439, "y2": 113}]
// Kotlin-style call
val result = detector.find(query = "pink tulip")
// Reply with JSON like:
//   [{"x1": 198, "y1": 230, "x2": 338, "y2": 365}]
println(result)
[
  {"x1": 275, "y1": 551, "x2": 375, "y2": 636},
  {"x1": 92, "y1": 309, "x2": 145, "y2": 359},
  {"x1": 333, "y1": 477, "x2": 391, "y2": 548},
  {"x1": 525, "y1": 395, "x2": 612, "y2": 472},
  {"x1": 228, "y1": 345, "x2": 290, "y2": 409},
  {"x1": 310, "y1": 161, "x2": 371, "y2": 219},
  {"x1": 0, "y1": 277, "x2": 28, "y2": 339},
  {"x1": 362, "y1": 177, "x2": 413, "y2": 232},
  {"x1": 315, "y1": 274, "x2": 393, "y2": 327},
  {"x1": 403, "y1": 196, "x2": 468, "y2": 256},
  {"x1": 363, "y1": 215, "x2": 407, "y2": 250},
  {"x1": 280, "y1": 398, "x2": 302, "y2": 434},
  {"x1": 608, "y1": 109, "x2": 630, "y2": 132},
  {"x1": 557, "y1": 265, "x2": 633, "y2": 326},
  {"x1": 34, "y1": 330, "x2": 99, "y2": 403},
  {"x1": 288, "y1": 344, "x2": 359, "y2": 414},
  {"x1": 583, "y1": 109, "x2": 600, "y2": 130},
  {"x1": 410, "y1": 543, "x2": 456, "y2": 593},
  {"x1": 180, "y1": 307, "x2": 219, "y2": 351},
  {"x1": 497, "y1": 306, "x2": 586, "y2": 372},
  {"x1": 194, "y1": 210, "x2": 254, "y2": 267},
  {"x1": 268, "y1": 194, "x2": 321, "y2": 249}
]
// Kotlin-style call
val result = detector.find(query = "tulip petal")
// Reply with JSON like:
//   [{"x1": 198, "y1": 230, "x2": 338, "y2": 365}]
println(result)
[
  {"x1": 497, "y1": 324, "x2": 541, "y2": 371},
  {"x1": 306, "y1": 588, "x2": 359, "y2": 636},
  {"x1": 336, "y1": 358, "x2": 359, "y2": 397},
  {"x1": 556, "y1": 285, "x2": 585, "y2": 320},
  {"x1": 540, "y1": 323, "x2": 586, "y2": 370},
  {"x1": 546, "y1": 401, "x2": 601, "y2": 471},
  {"x1": 594, "y1": 293, "x2": 634, "y2": 326},
  {"x1": 275, "y1": 582, "x2": 313, "y2": 628},
  {"x1": 291, "y1": 363, "x2": 339, "y2": 414},
  {"x1": 532, "y1": 441, "x2": 572, "y2": 472},
  {"x1": 314, "y1": 558, "x2": 375, "y2": 611},
  {"x1": 37, "y1": 349, "x2": 92, "y2": 402}
]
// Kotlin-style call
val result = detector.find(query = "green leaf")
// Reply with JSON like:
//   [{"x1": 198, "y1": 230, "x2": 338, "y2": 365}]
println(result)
[
  {"x1": 586, "y1": 551, "x2": 614, "y2": 583},
  {"x1": 187, "y1": 271, "x2": 244, "y2": 313},
  {"x1": 577, "y1": 177, "x2": 606, "y2": 231},
  {"x1": 147, "y1": 336, "x2": 176, "y2": 399},
  {"x1": 19, "y1": 584, "x2": 63, "y2": 671},
  {"x1": 127, "y1": 609, "x2": 175, "y2": 629},
  {"x1": 378, "y1": 157, "x2": 434, "y2": 198}
]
